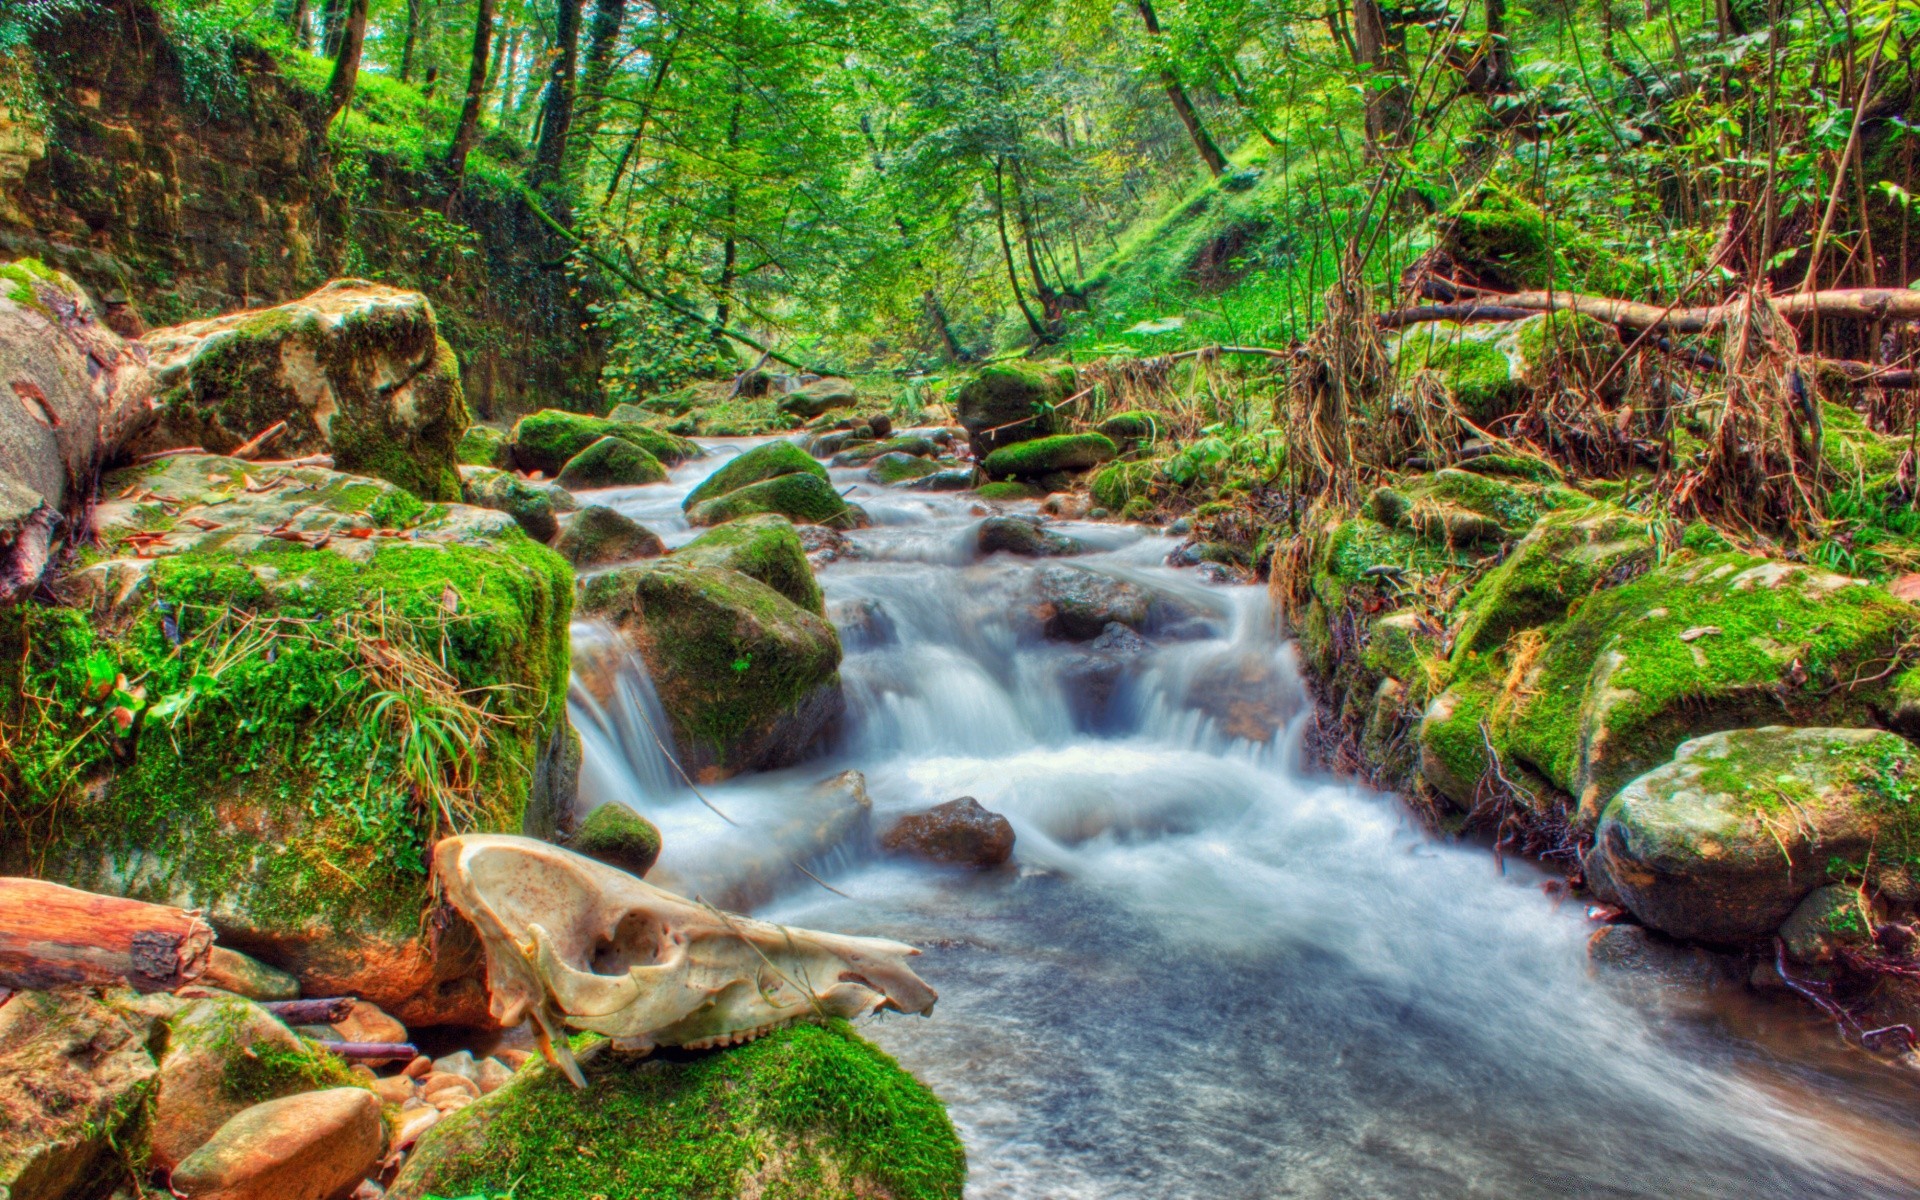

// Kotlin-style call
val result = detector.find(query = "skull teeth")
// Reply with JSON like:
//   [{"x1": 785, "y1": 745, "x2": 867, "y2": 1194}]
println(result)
[{"x1": 680, "y1": 1017, "x2": 797, "y2": 1052}]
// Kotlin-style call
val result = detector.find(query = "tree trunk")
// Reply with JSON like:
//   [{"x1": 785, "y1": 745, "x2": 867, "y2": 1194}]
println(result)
[
  {"x1": 1350, "y1": 0, "x2": 1410, "y2": 151},
  {"x1": 1484, "y1": 0, "x2": 1516, "y2": 93},
  {"x1": 497, "y1": 25, "x2": 522, "y2": 122},
  {"x1": 324, "y1": 0, "x2": 370, "y2": 125},
  {"x1": 290, "y1": 0, "x2": 312, "y2": 50},
  {"x1": 923, "y1": 290, "x2": 967, "y2": 363},
  {"x1": 570, "y1": 0, "x2": 628, "y2": 185},
  {"x1": 0, "y1": 879, "x2": 215, "y2": 993},
  {"x1": 1135, "y1": 0, "x2": 1228, "y2": 177},
  {"x1": 320, "y1": 0, "x2": 345, "y2": 56},
  {"x1": 531, "y1": 0, "x2": 586, "y2": 189},
  {"x1": 400, "y1": 0, "x2": 423, "y2": 81},
  {"x1": 446, "y1": 0, "x2": 499, "y2": 184},
  {"x1": 994, "y1": 160, "x2": 1051, "y2": 341}
]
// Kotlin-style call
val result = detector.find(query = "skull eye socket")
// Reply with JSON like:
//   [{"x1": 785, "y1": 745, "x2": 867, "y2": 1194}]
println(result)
[{"x1": 591, "y1": 911, "x2": 670, "y2": 976}]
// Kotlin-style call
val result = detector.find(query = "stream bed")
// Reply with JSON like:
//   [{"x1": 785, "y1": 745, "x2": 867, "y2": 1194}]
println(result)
[{"x1": 571, "y1": 437, "x2": 1920, "y2": 1199}]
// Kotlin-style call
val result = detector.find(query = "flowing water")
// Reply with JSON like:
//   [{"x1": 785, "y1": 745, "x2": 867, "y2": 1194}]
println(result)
[{"x1": 570, "y1": 437, "x2": 1920, "y2": 1199}]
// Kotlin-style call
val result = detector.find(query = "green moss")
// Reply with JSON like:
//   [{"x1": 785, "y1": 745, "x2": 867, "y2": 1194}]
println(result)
[
  {"x1": 1391, "y1": 324, "x2": 1523, "y2": 423},
  {"x1": 0, "y1": 533, "x2": 572, "y2": 940},
  {"x1": 982, "y1": 433, "x2": 1118, "y2": 479},
  {"x1": 1449, "y1": 504, "x2": 1655, "y2": 658},
  {"x1": 367, "y1": 487, "x2": 427, "y2": 529},
  {"x1": 0, "y1": 257, "x2": 61, "y2": 316},
  {"x1": 554, "y1": 435, "x2": 667, "y2": 490},
  {"x1": 571, "y1": 801, "x2": 662, "y2": 876},
  {"x1": 1091, "y1": 459, "x2": 1161, "y2": 511},
  {"x1": 974, "y1": 481, "x2": 1044, "y2": 501},
  {"x1": 1511, "y1": 311, "x2": 1621, "y2": 391},
  {"x1": 456, "y1": 425, "x2": 512, "y2": 469},
  {"x1": 1820, "y1": 401, "x2": 1906, "y2": 478},
  {"x1": 870, "y1": 453, "x2": 943, "y2": 484},
  {"x1": 834, "y1": 436, "x2": 936, "y2": 466},
  {"x1": 394, "y1": 1022, "x2": 964, "y2": 1200},
  {"x1": 683, "y1": 441, "x2": 827, "y2": 511},
  {"x1": 511, "y1": 410, "x2": 699, "y2": 475},
  {"x1": 687, "y1": 472, "x2": 856, "y2": 529},
  {"x1": 673, "y1": 515, "x2": 825, "y2": 614},
  {"x1": 1098, "y1": 410, "x2": 1162, "y2": 442},
  {"x1": 1445, "y1": 185, "x2": 1647, "y2": 295}
]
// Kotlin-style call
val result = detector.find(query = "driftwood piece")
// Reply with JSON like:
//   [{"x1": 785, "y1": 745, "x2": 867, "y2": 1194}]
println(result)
[
  {"x1": 0, "y1": 877, "x2": 214, "y2": 992},
  {"x1": 312, "y1": 1040, "x2": 419, "y2": 1062},
  {"x1": 261, "y1": 997, "x2": 357, "y2": 1024},
  {"x1": 1411, "y1": 278, "x2": 1920, "y2": 332}
]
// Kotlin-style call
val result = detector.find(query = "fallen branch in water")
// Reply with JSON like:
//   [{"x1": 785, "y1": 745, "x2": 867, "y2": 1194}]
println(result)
[
  {"x1": 0, "y1": 878, "x2": 214, "y2": 993},
  {"x1": 261, "y1": 997, "x2": 357, "y2": 1024},
  {"x1": 312, "y1": 1039, "x2": 418, "y2": 1062}
]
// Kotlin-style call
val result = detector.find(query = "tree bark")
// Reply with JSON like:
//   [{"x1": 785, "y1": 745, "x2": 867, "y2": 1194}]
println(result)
[
  {"x1": 570, "y1": 0, "x2": 628, "y2": 185},
  {"x1": 531, "y1": 0, "x2": 586, "y2": 189},
  {"x1": 446, "y1": 0, "x2": 499, "y2": 184},
  {"x1": 497, "y1": 25, "x2": 522, "y2": 123},
  {"x1": 923, "y1": 290, "x2": 967, "y2": 363},
  {"x1": 1350, "y1": 0, "x2": 1410, "y2": 151},
  {"x1": 0, "y1": 879, "x2": 215, "y2": 993},
  {"x1": 400, "y1": 0, "x2": 423, "y2": 82},
  {"x1": 320, "y1": 0, "x2": 345, "y2": 56},
  {"x1": 1396, "y1": 284, "x2": 1920, "y2": 332},
  {"x1": 323, "y1": 0, "x2": 370, "y2": 125},
  {"x1": 1135, "y1": 0, "x2": 1228, "y2": 176}
]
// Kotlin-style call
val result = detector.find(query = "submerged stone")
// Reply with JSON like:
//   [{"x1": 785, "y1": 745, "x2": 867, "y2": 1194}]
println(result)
[{"x1": 977, "y1": 515, "x2": 1080, "y2": 558}]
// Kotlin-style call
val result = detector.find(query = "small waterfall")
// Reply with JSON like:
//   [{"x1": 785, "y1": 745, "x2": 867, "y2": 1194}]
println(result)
[{"x1": 569, "y1": 619, "x2": 683, "y2": 813}]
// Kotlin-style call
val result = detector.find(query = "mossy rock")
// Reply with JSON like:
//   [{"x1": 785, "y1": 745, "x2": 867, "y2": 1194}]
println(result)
[
  {"x1": 1440, "y1": 184, "x2": 1648, "y2": 296},
  {"x1": 954, "y1": 362, "x2": 1076, "y2": 457},
  {"x1": 1363, "y1": 610, "x2": 1447, "y2": 694},
  {"x1": 1452, "y1": 452, "x2": 1564, "y2": 483},
  {"x1": 460, "y1": 465, "x2": 563, "y2": 542},
  {"x1": 8, "y1": 455, "x2": 575, "y2": 1027},
  {"x1": 553, "y1": 506, "x2": 664, "y2": 571},
  {"x1": 833, "y1": 436, "x2": 936, "y2": 467},
  {"x1": 1511, "y1": 310, "x2": 1623, "y2": 397},
  {"x1": 1779, "y1": 883, "x2": 1876, "y2": 965},
  {"x1": 1584, "y1": 727, "x2": 1920, "y2": 942},
  {"x1": 1821, "y1": 401, "x2": 1907, "y2": 478},
  {"x1": 510, "y1": 409, "x2": 701, "y2": 475},
  {"x1": 671, "y1": 513, "x2": 825, "y2": 614},
  {"x1": 1449, "y1": 504, "x2": 1656, "y2": 659},
  {"x1": 387, "y1": 1022, "x2": 964, "y2": 1200},
  {"x1": 983, "y1": 433, "x2": 1118, "y2": 480},
  {"x1": 1098, "y1": 410, "x2": 1162, "y2": 444},
  {"x1": 1368, "y1": 468, "x2": 1569, "y2": 548},
  {"x1": 1387, "y1": 322, "x2": 1525, "y2": 425},
  {"x1": 683, "y1": 440, "x2": 828, "y2": 512},
  {"x1": 1492, "y1": 552, "x2": 1919, "y2": 825},
  {"x1": 555, "y1": 435, "x2": 668, "y2": 490},
  {"x1": 869, "y1": 452, "x2": 943, "y2": 485},
  {"x1": 140, "y1": 281, "x2": 468, "y2": 501},
  {"x1": 570, "y1": 800, "x2": 661, "y2": 877},
  {"x1": 974, "y1": 480, "x2": 1044, "y2": 502},
  {"x1": 455, "y1": 424, "x2": 512, "y2": 469},
  {"x1": 578, "y1": 560, "x2": 843, "y2": 778},
  {"x1": 687, "y1": 472, "x2": 863, "y2": 530},
  {"x1": 776, "y1": 377, "x2": 860, "y2": 419},
  {"x1": 1090, "y1": 459, "x2": 1160, "y2": 512}
]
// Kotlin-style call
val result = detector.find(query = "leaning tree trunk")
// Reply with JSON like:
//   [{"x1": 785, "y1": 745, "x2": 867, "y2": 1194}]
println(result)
[
  {"x1": 1135, "y1": 0, "x2": 1228, "y2": 177},
  {"x1": 324, "y1": 0, "x2": 371, "y2": 124},
  {"x1": 1350, "y1": 0, "x2": 1411, "y2": 152},
  {"x1": 568, "y1": 0, "x2": 628, "y2": 187},
  {"x1": 447, "y1": 0, "x2": 499, "y2": 184},
  {"x1": 531, "y1": 0, "x2": 586, "y2": 189}
]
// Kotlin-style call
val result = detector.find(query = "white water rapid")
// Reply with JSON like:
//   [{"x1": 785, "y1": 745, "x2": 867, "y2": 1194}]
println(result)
[{"x1": 567, "y1": 437, "x2": 1920, "y2": 1199}]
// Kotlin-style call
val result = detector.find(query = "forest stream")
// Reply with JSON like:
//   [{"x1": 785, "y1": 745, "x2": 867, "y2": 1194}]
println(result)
[{"x1": 565, "y1": 439, "x2": 1920, "y2": 1200}]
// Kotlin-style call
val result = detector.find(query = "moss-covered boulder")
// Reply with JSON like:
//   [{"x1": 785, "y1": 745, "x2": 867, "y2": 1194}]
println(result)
[
  {"x1": 1449, "y1": 504, "x2": 1656, "y2": 658},
  {"x1": 579, "y1": 559, "x2": 842, "y2": 779},
  {"x1": 1090, "y1": 459, "x2": 1161, "y2": 513},
  {"x1": 870, "y1": 452, "x2": 944, "y2": 485},
  {"x1": 776, "y1": 376, "x2": 860, "y2": 419},
  {"x1": 570, "y1": 800, "x2": 661, "y2": 877},
  {"x1": 1583, "y1": 727, "x2": 1920, "y2": 943},
  {"x1": 974, "y1": 480, "x2": 1045, "y2": 502},
  {"x1": 140, "y1": 281, "x2": 468, "y2": 501},
  {"x1": 460, "y1": 465, "x2": 564, "y2": 542},
  {"x1": 1434, "y1": 185, "x2": 1648, "y2": 296},
  {"x1": 832, "y1": 436, "x2": 936, "y2": 466},
  {"x1": 4, "y1": 453, "x2": 576, "y2": 1027},
  {"x1": 954, "y1": 362, "x2": 1076, "y2": 458},
  {"x1": 552, "y1": 505, "x2": 664, "y2": 571},
  {"x1": 455, "y1": 424, "x2": 512, "y2": 468},
  {"x1": 1098, "y1": 410, "x2": 1162, "y2": 444},
  {"x1": 671, "y1": 514, "x2": 825, "y2": 614},
  {"x1": 983, "y1": 432, "x2": 1118, "y2": 480},
  {"x1": 682, "y1": 440, "x2": 827, "y2": 511},
  {"x1": 387, "y1": 1022, "x2": 964, "y2": 1200},
  {"x1": 1369, "y1": 468, "x2": 1576, "y2": 549},
  {"x1": 907, "y1": 467, "x2": 981, "y2": 492},
  {"x1": 509, "y1": 409, "x2": 700, "y2": 475},
  {"x1": 554, "y1": 435, "x2": 668, "y2": 490},
  {"x1": 687, "y1": 472, "x2": 865, "y2": 530},
  {"x1": 1385, "y1": 312, "x2": 1624, "y2": 425}
]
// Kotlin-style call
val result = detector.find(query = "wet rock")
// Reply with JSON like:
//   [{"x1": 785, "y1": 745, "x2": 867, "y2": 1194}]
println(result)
[
  {"x1": 331, "y1": 1001, "x2": 407, "y2": 1046},
  {"x1": 808, "y1": 430, "x2": 866, "y2": 458},
  {"x1": 776, "y1": 376, "x2": 859, "y2": 419},
  {"x1": 906, "y1": 467, "x2": 979, "y2": 492},
  {"x1": 553, "y1": 505, "x2": 665, "y2": 570},
  {"x1": 882, "y1": 797, "x2": 1016, "y2": 868},
  {"x1": 151, "y1": 997, "x2": 313, "y2": 1172},
  {"x1": 1040, "y1": 492, "x2": 1093, "y2": 519},
  {"x1": 955, "y1": 362, "x2": 1075, "y2": 458},
  {"x1": 796, "y1": 523, "x2": 864, "y2": 566},
  {"x1": 1779, "y1": 884, "x2": 1874, "y2": 965},
  {"x1": 371, "y1": 1075, "x2": 417, "y2": 1106},
  {"x1": 1584, "y1": 727, "x2": 1914, "y2": 943},
  {"x1": 460, "y1": 465, "x2": 563, "y2": 542},
  {"x1": 683, "y1": 442, "x2": 826, "y2": 509},
  {"x1": 1185, "y1": 653, "x2": 1289, "y2": 743},
  {"x1": 571, "y1": 800, "x2": 662, "y2": 877},
  {"x1": 1586, "y1": 923, "x2": 1730, "y2": 990},
  {"x1": 140, "y1": 280, "x2": 466, "y2": 500},
  {"x1": 834, "y1": 436, "x2": 935, "y2": 467},
  {"x1": 579, "y1": 560, "x2": 843, "y2": 780},
  {"x1": 201, "y1": 947, "x2": 299, "y2": 1002},
  {"x1": 982, "y1": 433, "x2": 1118, "y2": 480},
  {"x1": 1033, "y1": 564, "x2": 1148, "y2": 640},
  {"x1": 1063, "y1": 622, "x2": 1150, "y2": 728},
  {"x1": 474, "y1": 1058, "x2": 514, "y2": 1095},
  {"x1": 508, "y1": 409, "x2": 699, "y2": 474},
  {"x1": 830, "y1": 597, "x2": 897, "y2": 650},
  {"x1": 555, "y1": 435, "x2": 667, "y2": 490},
  {"x1": 0, "y1": 989, "x2": 173, "y2": 1198},
  {"x1": 671, "y1": 514, "x2": 824, "y2": 613},
  {"x1": 454, "y1": 424, "x2": 511, "y2": 469},
  {"x1": 977, "y1": 514, "x2": 1081, "y2": 558},
  {"x1": 169, "y1": 1087, "x2": 383, "y2": 1200},
  {"x1": 867, "y1": 452, "x2": 942, "y2": 485},
  {"x1": 687, "y1": 472, "x2": 865, "y2": 530}
]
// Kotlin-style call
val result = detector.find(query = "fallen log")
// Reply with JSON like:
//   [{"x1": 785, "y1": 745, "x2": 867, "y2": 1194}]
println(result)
[
  {"x1": 0, "y1": 878, "x2": 214, "y2": 992},
  {"x1": 261, "y1": 997, "x2": 357, "y2": 1025},
  {"x1": 311, "y1": 1040, "x2": 418, "y2": 1062},
  {"x1": 1410, "y1": 278, "x2": 1920, "y2": 333}
]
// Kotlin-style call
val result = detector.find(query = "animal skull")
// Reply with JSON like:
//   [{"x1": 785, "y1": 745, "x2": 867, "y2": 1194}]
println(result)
[{"x1": 433, "y1": 834, "x2": 936, "y2": 1086}]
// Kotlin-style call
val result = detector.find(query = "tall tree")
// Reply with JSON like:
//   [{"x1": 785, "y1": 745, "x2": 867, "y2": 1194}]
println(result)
[
  {"x1": 569, "y1": 0, "x2": 628, "y2": 185},
  {"x1": 323, "y1": 0, "x2": 370, "y2": 124},
  {"x1": 1350, "y1": 0, "x2": 1410, "y2": 151},
  {"x1": 1135, "y1": 0, "x2": 1228, "y2": 177},
  {"x1": 531, "y1": 0, "x2": 586, "y2": 189},
  {"x1": 399, "y1": 0, "x2": 424, "y2": 82},
  {"x1": 447, "y1": 0, "x2": 499, "y2": 183}
]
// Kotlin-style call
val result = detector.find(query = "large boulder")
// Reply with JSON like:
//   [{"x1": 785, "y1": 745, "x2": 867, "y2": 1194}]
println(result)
[
  {"x1": 954, "y1": 363, "x2": 1076, "y2": 459},
  {"x1": 670, "y1": 514, "x2": 824, "y2": 614},
  {"x1": 0, "y1": 259, "x2": 156, "y2": 599},
  {"x1": 508, "y1": 409, "x2": 700, "y2": 475},
  {"x1": 552, "y1": 505, "x2": 664, "y2": 570},
  {"x1": 459, "y1": 465, "x2": 565, "y2": 542},
  {"x1": 168, "y1": 1087, "x2": 383, "y2": 1200},
  {"x1": 454, "y1": 424, "x2": 511, "y2": 468},
  {"x1": 139, "y1": 281, "x2": 467, "y2": 501},
  {"x1": 776, "y1": 376, "x2": 860, "y2": 419},
  {"x1": 682, "y1": 440, "x2": 826, "y2": 512},
  {"x1": 1583, "y1": 727, "x2": 1918, "y2": 943},
  {"x1": 0, "y1": 989, "x2": 174, "y2": 1200},
  {"x1": 554, "y1": 435, "x2": 666, "y2": 490},
  {"x1": 387, "y1": 1022, "x2": 964, "y2": 1200},
  {"x1": 687, "y1": 472, "x2": 865, "y2": 530},
  {"x1": 579, "y1": 558, "x2": 843, "y2": 780},
  {"x1": 5, "y1": 453, "x2": 575, "y2": 1027},
  {"x1": 982, "y1": 433, "x2": 1117, "y2": 480},
  {"x1": 1448, "y1": 503, "x2": 1655, "y2": 658}
]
